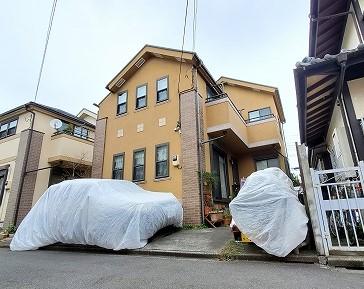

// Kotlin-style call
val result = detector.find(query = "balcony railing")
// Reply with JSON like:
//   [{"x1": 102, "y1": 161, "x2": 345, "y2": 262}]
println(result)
[
  {"x1": 52, "y1": 130, "x2": 94, "y2": 142},
  {"x1": 246, "y1": 114, "x2": 275, "y2": 124},
  {"x1": 206, "y1": 92, "x2": 229, "y2": 103}
]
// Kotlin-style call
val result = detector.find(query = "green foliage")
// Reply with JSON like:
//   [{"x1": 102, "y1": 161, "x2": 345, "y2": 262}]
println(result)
[
  {"x1": 64, "y1": 123, "x2": 74, "y2": 134},
  {"x1": 198, "y1": 171, "x2": 217, "y2": 190},
  {"x1": 218, "y1": 239, "x2": 245, "y2": 261},
  {"x1": 4, "y1": 224, "x2": 17, "y2": 235},
  {"x1": 7, "y1": 224, "x2": 17, "y2": 234},
  {"x1": 182, "y1": 224, "x2": 209, "y2": 230},
  {"x1": 289, "y1": 172, "x2": 300, "y2": 187}
]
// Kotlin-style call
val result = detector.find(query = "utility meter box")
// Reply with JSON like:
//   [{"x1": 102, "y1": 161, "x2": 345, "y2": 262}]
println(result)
[{"x1": 172, "y1": 155, "x2": 179, "y2": 167}]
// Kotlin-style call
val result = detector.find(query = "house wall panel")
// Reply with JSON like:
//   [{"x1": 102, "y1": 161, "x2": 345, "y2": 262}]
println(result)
[
  {"x1": 99, "y1": 57, "x2": 189, "y2": 199},
  {"x1": 326, "y1": 105, "x2": 354, "y2": 168},
  {"x1": 348, "y1": 78, "x2": 364, "y2": 119},
  {"x1": 342, "y1": 5, "x2": 360, "y2": 50}
]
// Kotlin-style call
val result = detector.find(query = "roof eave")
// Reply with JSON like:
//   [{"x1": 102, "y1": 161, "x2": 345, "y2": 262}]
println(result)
[{"x1": 293, "y1": 68, "x2": 308, "y2": 144}]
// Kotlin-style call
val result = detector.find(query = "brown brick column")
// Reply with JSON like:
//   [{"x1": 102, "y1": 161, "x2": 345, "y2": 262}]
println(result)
[
  {"x1": 4, "y1": 129, "x2": 44, "y2": 227},
  {"x1": 180, "y1": 89, "x2": 204, "y2": 225},
  {"x1": 91, "y1": 117, "x2": 107, "y2": 178}
]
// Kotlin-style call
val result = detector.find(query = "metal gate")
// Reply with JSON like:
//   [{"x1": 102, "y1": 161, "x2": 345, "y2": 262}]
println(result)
[{"x1": 311, "y1": 161, "x2": 364, "y2": 255}]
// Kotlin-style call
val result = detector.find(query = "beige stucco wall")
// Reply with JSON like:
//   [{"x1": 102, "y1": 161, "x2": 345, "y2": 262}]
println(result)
[
  {"x1": 99, "y1": 57, "x2": 195, "y2": 199},
  {"x1": 223, "y1": 85, "x2": 279, "y2": 122},
  {"x1": 326, "y1": 104, "x2": 354, "y2": 168}
]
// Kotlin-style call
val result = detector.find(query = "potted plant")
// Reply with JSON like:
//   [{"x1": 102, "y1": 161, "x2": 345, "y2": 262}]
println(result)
[
  {"x1": 198, "y1": 171, "x2": 217, "y2": 215},
  {"x1": 6, "y1": 224, "x2": 17, "y2": 237},
  {"x1": 209, "y1": 205, "x2": 224, "y2": 222},
  {"x1": 223, "y1": 211, "x2": 232, "y2": 226}
]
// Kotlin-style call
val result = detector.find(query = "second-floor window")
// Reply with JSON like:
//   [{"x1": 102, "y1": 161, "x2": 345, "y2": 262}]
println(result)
[
  {"x1": 0, "y1": 119, "x2": 18, "y2": 139},
  {"x1": 133, "y1": 148, "x2": 145, "y2": 181},
  {"x1": 157, "y1": 76, "x2": 168, "y2": 102},
  {"x1": 155, "y1": 143, "x2": 169, "y2": 178},
  {"x1": 74, "y1": 126, "x2": 88, "y2": 139},
  {"x1": 117, "y1": 91, "x2": 128, "y2": 115},
  {"x1": 207, "y1": 85, "x2": 218, "y2": 100},
  {"x1": 136, "y1": 84, "x2": 147, "y2": 109},
  {"x1": 248, "y1": 107, "x2": 271, "y2": 122},
  {"x1": 112, "y1": 154, "x2": 124, "y2": 179}
]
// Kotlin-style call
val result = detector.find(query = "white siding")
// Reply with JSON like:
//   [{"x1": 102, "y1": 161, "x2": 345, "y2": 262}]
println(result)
[
  {"x1": 341, "y1": 4, "x2": 361, "y2": 50},
  {"x1": 348, "y1": 78, "x2": 364, "y2": 119},
  {"x1": 326, "y1": 105, "x2": 354, "y2": 168}
]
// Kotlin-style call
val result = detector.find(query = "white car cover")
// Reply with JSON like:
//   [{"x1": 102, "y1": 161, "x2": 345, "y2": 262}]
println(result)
[
  {"x1": 10, "y1": 179, "x2": 183, "y2": 251},
  {"x1": 229, "y1": 168, "x2": 308, "y2": 257}
]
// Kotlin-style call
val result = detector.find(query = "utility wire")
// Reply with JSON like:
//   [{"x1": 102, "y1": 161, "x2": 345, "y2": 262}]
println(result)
[
  {"x1": 34, "y1": 0, "x2": 58, "y2": 102},
  {"x1": 192, "y1": 0, "x2": 198, "y2": 52},
  {"x1": 178, "y1": 0, "x2": 189, "y2": 93}
]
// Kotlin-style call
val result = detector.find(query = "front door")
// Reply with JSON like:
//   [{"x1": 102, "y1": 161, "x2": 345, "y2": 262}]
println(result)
[
  {"x1": 0, "y1": 168, "x2": 8, "y2": 207},
  {"x1": 212, "y1": 146, "x2": 229, "y2": 202},
  {"x1": 231, "y1": 157, "x2": 240, "y2": 197}
]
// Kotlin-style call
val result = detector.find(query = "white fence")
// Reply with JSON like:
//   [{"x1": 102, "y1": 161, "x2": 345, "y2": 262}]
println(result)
[{"x1": 311, "y1": 162, "x2": 364, "y2": 255}]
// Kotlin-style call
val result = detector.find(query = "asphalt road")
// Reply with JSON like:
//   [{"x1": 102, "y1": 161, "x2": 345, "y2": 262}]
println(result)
[{"x1": 0, "y1": 248, "x2": 363, "y2": 289}]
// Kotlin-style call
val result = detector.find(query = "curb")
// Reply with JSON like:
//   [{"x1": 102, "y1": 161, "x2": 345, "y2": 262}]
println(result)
[{"x1": 3, "y1": 238, "x2": 364, "y2": 268}]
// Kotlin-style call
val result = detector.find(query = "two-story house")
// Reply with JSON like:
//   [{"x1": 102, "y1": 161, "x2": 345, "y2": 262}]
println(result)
[
  {"x1": 92, "y1": 45, "x2": 288, "y2": 225},
  {"x1": 294, "y1": 0, "x2": 364, "y2": 169},
  {"x1": 0, "y1": 102, "x2": 96, "y2": 229}
]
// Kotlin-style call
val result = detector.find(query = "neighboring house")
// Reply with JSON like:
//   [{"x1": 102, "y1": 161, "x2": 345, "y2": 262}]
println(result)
[
  {"x1": 92, "y1": 45, "x2": 288, "y2": 225},
  {"x1": 294, "y1": 0, "x2": 364, "y2": 169},
  {"x1": 0, "y1": 102, "x2": 96, "y2": 229},
  {"x1": 294, "y1": 0, "x2": 364, "y2": 255}
]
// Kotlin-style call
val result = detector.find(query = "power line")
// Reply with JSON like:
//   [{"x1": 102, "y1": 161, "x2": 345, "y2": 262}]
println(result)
[
  {"x1": 192, "y1": 0, "x2": 198, "y2": 52},
  {"x1": 34, "y1": 0, "x2": 58, "y2": 102},
  {"x1": 178, "y1": 0, "x2": 189, "y2": 93}
]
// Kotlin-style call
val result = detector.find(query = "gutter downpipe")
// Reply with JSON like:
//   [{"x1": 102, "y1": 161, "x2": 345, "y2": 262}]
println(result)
[
  {"x1": 14, "y1": 104, "x2": 35, "y2": 226},
  {"x1": 195, "y1": 64, "x2": 205, "y2": 224}
]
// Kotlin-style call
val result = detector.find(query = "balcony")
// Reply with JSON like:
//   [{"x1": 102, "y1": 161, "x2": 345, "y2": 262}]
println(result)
[
  {"x1": 205, "y1": 95, "x2": 282, "y2": 154},
  {"x1": 48, "y1": 132, "x2": 94, "y2": 166}
]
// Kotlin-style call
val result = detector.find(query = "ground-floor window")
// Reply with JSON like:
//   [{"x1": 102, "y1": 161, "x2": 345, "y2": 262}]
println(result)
[
  {"x1": 112, "y1": 154, "x2": 124, "y2": 180},
  {"x1": 155, "y1": 143, "x2": 169, "y2": 178},
  {"x1": 255, "y1": 157, "x2": 279, "y2": 171},
  {"x1": 133, "y1": 148, "x2": 145, "y2": 182}
]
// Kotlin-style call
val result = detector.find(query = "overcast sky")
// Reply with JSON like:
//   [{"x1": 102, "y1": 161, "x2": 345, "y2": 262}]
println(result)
[{"x1": 0, "y1": 0, "x2": 310, "y2": 170}]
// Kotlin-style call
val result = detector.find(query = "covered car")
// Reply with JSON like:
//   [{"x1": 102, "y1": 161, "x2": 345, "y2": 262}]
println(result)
[
  {"x1": 229, "y1": 168, "x2": 308, "y2": 257},
  {"x1": 10, "y1": 179, "x2": 183, "y2": 251}
]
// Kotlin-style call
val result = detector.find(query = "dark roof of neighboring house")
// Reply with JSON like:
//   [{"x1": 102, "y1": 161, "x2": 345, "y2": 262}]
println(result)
[
  {"x1": 294, "y1": 44, "x2": 364, "y2": 147},
  {"x1": 309, "y1": 0, "x2": 351, "y2": 58},
  {"x1": 0, "y1": 102, "x2": 95, "y2": 129}
]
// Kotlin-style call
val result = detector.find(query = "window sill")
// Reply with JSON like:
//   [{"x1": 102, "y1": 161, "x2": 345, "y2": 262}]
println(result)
[
  {"x1": 116, "y1": 112, "x2": 128, "y2": 118},
  {"x1": 135, "y1": 106, "x2": 148, "y2": 112},
  {"x1": 155, "y1": 99, "x2": 170, "y2": 106},
  {"x1": 154, "y1": 176, "x2": 171, "y2": 182},
  {"x1": 133, "y1": 180, "x2": 146, "y2": 184}
]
